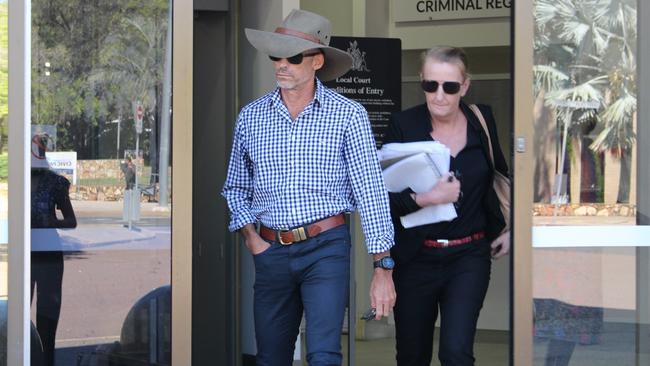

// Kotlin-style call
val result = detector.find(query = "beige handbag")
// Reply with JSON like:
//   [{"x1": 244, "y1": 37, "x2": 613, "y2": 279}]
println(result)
[{"x1": 469, "y1": 104, "x2": 511, "y2": 233}]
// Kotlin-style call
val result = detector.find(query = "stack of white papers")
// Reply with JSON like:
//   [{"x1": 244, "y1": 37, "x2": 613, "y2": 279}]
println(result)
[{"x1": 379, "y1": 142, "x2": 456, "y2": 228}]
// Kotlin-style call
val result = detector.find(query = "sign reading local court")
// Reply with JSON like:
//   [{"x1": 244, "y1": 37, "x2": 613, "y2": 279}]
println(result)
[
  {"x1": 324, "y1": 37, "x2": 401, "y2": 148},
  {"x1": 393, "y1": 0, "x2": 511, "y2": 22}
]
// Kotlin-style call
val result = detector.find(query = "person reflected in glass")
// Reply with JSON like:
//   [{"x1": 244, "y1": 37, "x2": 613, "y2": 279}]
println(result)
[
  {"x1": 120, "y1": 155, "x2": 136, "y2": 190},
  {"x1": 31, "y1": 133, "x2": 77, "y2": 366},
  {"x1": 534, "y1": 297, "x2": 603, "y2": 366},
  {"x1": 384, "y1": 46, "x2": 510, "y2": 366}
]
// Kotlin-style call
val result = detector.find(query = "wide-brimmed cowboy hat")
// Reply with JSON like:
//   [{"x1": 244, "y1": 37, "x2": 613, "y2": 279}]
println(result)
[{"x1": 245, "y1": 9, "x2": 353, "y2": 81}]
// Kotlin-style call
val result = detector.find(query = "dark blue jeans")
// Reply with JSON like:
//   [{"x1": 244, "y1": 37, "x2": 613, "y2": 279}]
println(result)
[
  {"x1": 393, "y1": 240, "x2": 492, "y2": 366},
  {"x1": 253, "y1": 224, "x2": 350, "y2": 366}
]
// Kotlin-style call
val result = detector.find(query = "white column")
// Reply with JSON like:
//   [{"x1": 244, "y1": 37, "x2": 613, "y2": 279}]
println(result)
[{"x1": 7, "y1": 0, "x2": 31, "y2": 364}]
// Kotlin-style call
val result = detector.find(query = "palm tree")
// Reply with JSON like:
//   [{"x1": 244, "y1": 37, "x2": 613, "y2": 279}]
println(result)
[{"x1": 533, "y1": 0, "x2": 636, "y2": 203}]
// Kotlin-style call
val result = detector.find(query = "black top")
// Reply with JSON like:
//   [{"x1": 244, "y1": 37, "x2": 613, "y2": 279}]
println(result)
[
  {"x1": 385, "y1": 101, "x2": 509, "y2": 264},
  {"x1": 31, "y1": 169, "x2": 71, "y2": 229},
  {"x1": 435, "y1": 122, "x2": 489, "y2": 239}
]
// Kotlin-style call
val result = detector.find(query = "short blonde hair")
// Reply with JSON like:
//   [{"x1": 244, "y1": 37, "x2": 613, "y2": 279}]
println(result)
[{"x1": 421, "y1": 46, "x2": 470, "y2": 80}]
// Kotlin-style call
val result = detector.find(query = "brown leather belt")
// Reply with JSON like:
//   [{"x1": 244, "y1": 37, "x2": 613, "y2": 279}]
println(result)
[
  {"x1": 423, "y1": 231, "x2": 485, "y2": 248},
  {"x1": 259, "y1": 214, "x2": 346, "y2": 245}
]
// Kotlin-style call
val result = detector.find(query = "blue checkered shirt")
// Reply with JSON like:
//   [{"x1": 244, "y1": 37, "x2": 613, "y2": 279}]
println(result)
[{"x1": 222, "y1": 79, "x2": 394, "y2": 254}]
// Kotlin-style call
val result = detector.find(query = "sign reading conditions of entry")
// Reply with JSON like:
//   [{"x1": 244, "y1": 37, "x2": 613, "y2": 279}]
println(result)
[
  {"x1": 324, "y1": 37, "x2": 401, "y2": 148},
  {"x1": 393, "y1": 0, "x2": 511, "y2": 22}
]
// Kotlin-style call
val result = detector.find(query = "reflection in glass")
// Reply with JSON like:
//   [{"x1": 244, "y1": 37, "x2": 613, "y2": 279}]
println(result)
[
  {"x1": 532, "y1": 1, "x2": 639, "y2": 365},
  {"x1": 533, "y1": 0, "x2": 637, "y2": 208},
  {"x1": 31, "y1": 134, "x2": 77, "y2": 365},
  {"x1": 1, "y1": 0, "x2": 8, "y2": 364},
  {"x1": 30, "y1": 0, "x2": 172, "y2": 365}
]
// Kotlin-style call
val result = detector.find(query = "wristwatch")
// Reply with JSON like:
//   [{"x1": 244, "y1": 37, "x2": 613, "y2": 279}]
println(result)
[{"x1": 373, "y1": 256, "x2": 395, "y2": 270}]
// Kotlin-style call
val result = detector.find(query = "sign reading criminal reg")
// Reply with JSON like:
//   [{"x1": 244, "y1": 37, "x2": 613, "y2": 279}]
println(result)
[{"x1": 393, "y1": 0, "x2": 511, "y2": 22}]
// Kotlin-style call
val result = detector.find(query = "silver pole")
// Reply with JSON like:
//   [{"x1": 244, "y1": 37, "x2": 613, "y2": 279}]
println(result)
[{"x1": 117, "y1": 118, "x2": 121, "y2": 158}]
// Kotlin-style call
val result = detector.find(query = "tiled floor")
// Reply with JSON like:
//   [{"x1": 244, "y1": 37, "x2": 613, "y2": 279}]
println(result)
[
  {"x1": 335, "y1": 322, "x2": 646, "y2": 366},
  {"x1": 340, "y1": 330, "x2": 509, "y2": 366}
]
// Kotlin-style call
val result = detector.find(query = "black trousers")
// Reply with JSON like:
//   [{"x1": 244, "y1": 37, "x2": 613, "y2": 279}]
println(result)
[
  {"x1": 393, "y1": 240, "x2": 492, "y2": 366},
  {"x1": 31, "y1": 251, "x2": 64, "y2": 366}
]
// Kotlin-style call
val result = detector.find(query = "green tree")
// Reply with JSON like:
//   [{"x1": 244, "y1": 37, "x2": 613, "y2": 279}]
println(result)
[
  {"x1": 31, "y1": 0, "x2": 168, "y2": 159},
  {"x1": 95, "y1": 5, "x2": 169, "y2": 169},
  {"x1": 534, "y1": 0, "x2": 637, "y2": 203}
]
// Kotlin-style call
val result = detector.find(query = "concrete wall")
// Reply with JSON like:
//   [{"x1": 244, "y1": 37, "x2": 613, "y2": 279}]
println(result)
[
  {"x1": 307, "y1": 0, "x2": 511, "y2": 49},
  {"x1": 300, "y1": 0, "x2": 353, "y2": 36},
  {"x1": 238, "y1": 0, "x2": 300, "y2": 358}
]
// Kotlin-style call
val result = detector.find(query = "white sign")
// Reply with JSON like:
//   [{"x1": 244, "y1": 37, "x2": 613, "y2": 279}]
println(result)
[
  {"x1": 46, "y1": 151, "x2": 78, "y2": 184},
  {"x1": 392, "y1": 0, "x2": 511, "y2": 22}
]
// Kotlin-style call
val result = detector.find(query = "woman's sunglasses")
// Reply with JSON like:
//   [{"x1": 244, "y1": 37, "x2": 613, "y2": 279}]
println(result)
[
  {"x1": 269, "y1": 51, "x2": 322, "y2": 65},
  {"x1": 420, "y1": 80, "x2": 462, "y2": 94}
]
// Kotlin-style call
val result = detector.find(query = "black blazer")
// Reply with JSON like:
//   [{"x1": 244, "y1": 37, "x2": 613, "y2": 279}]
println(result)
[{"x1": 384, "y1": 101, "x2": 509, "y2": 265}]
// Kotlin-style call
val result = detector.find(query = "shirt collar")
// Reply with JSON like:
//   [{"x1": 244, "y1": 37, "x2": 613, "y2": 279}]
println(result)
[
  {"x1": 269, "y1": 78, "x2": 325, "y2": 109},
  {"x1": 313, "y1": 78, "x2": 324, "y2": 107}
]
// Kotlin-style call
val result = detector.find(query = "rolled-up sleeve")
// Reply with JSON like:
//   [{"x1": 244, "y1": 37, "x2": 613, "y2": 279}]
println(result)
[
  {"x1": 343, "y1": 108, "x2": 395, "y2": 254},
  {"x1": 221, "y1": 115, "x2": 257, "y2": 231}
]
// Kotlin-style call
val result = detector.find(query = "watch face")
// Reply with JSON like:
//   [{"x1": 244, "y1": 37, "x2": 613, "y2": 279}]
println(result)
[{"x1": 380, "y1": 257, "x2": 395, "y2": 269}]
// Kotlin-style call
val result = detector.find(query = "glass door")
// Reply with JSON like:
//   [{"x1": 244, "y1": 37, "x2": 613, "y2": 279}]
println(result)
[
  {"x1": 28, "y1": 1, "x2": 174, "y2": 364},
  {"x1": 5, "y1": 0, "x2": 192, "y2": 364},
  {"x1": 514, "y1": 0, "x2": 649, "y2": 364}
]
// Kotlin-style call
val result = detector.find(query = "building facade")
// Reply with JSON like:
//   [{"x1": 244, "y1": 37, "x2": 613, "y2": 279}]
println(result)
[{"x1": 2, "y1": 0, "x2": 648, "y2": 364}]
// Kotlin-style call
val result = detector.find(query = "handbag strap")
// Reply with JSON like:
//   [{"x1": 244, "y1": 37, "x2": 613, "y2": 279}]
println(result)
[{"x1": 469, "y1": 104, "x2": 494, "y2": 165}]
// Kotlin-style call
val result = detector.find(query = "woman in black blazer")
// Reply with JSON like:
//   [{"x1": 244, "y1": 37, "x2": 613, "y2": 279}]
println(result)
[{"x1": 386, "y1": 46, "x2": 510, "y2": 366}]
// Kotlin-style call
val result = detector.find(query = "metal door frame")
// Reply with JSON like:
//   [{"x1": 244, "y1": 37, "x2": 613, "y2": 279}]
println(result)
[
  {"x1": 7, "y1": 0, "x2": 32, "y2": 363},
  {"x1": 512, "y1": 0, "x2": 534, "y2": 364},
  {"x1": 171, "y1": 0, "x2": 193, "y2": 364},
  {"x1": 7, "y1": 1, "x2": 194, "y2": 364}
]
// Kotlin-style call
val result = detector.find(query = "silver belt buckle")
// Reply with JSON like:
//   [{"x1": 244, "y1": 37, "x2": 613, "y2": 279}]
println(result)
[{"x1": 438, "y1": 239, "x2": 449, "y2": 247}]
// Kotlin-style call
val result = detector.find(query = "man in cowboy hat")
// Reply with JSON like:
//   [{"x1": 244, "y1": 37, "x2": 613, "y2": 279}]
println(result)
[{"x1": 222, "y1": 9, "x2": 396, "y2": 366}]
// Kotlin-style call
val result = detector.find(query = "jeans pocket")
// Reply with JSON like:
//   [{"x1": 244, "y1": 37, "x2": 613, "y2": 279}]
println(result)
[{"x1": 252, "y1": 240, "x2": 274, "y2": 257}]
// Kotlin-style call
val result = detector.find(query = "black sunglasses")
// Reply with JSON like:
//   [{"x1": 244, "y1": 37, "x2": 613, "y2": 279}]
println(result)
[
  {"x1": 269, "y1": 51, "x2": 322, "y2": 65},
  {"x1": 420, "y1": 80, "x2": 462, "y2": 94}
]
